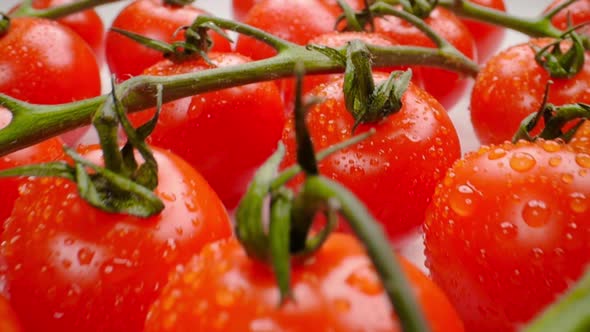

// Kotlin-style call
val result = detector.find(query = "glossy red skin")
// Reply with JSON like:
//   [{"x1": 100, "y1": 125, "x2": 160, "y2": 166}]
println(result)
[
  {"x1": 145, "y1": 234, "x2": 465, "y2": 332},
  {"x1": 129, "y1": 53, "x2": 284, "y2": 209},
  {"x1": 105, "y1": 0, "x2": 231, "y2": 82},
  {"x1": 461, "y1": 0, "x2": 506, "y2": 63},
  {"x1": 281, "y1": 31, "x2": 425, "y2": 110},
  {"x1": 231, "y1": 0, "x2": 363, "y2": 22},
  {"x1": 424, "y1": 140, "x2": 590, "y2": 332},
  {"x1": 546, "y1": 0, "x2": 590, "y2": 33},
  {"x1": 0, "y1": 296, "x2": 22, "y2": 332},
  {"x1": 0, "y1": 108, "x2": 64, "y2": 226},
  {"x1": 374, "y1": 7, "x2": 477, "y2": 109},
  {"x1": 0, "y1": 17, "x2": 101, "y2": 104},
  {"x1": 0, "y1": 147, "x2": 232, "y2": 332},
  {"x1": 281, "y1": 74, "x2": 461, "y2": 240},
  {"x1": 20, "y1": 0, "x2": 104, "y2": 57},
  {"x1": 234, "y1": 0, "x2": 341, "y2": 60},
  {"x1": 470, "y1": 39, "x2": 590, "y2": 145}
]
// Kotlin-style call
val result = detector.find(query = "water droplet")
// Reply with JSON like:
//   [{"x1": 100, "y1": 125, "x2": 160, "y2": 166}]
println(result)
[
  {"x1": 561, "y1": 173, "x2": 574, "y2": 184},
  {"x1": 346, "y1": 267, "x2": 381, "y2": 295},
  {"x1": 103, "y1": 265, "x2": 114, "y2": 274},
  {"x1": 548, "y1": 156, "x2": 562, "y2": 167},
  {"x1": 570, "y1": 193, "x2": 588, "y2": 213},
  {"x1": 77, "y1": 248, "x2": 95, "y2": 266},
  {"x1": 449, "y1": 184, "x2": 478, "y2": 217},
  {"x1": 53, "y1": 312, "x2": 64, "y2": 319},
  {"x1": 498, "y1": 222, "x2": 518, "y2": 238},
  {"x1": 531, "y1": 248, "x2": 544, "y2": 259},
  {"x1": 333, "y1": 298, "x2": 351, "y2": 312},
  {"x1": 215, "y1": 287, "x2": 237, "y2": 307},
  {"x1": 541, "y1": 140, "x2": 561, "y2": 152},
  {"x1": 510, "y1": 152, "x2": 536, "y2": 172},
  {"x1": 488, "y1": 148, "x2": 507, "y2": 160},
  {"x1": 160, "y1": 192, "x2": 177, "y2": 202},
  {"x1": 62, "y1": 259, "x2": 72, "y2": 269},
  {"x1": 522, "y1": 200, "x2": 550, "y2": 227},
  {"x1": 576, "y1": 153, "x2": 590, "y2": 168}
]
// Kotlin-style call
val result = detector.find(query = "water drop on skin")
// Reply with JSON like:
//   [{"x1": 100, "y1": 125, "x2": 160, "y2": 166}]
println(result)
[
  {"x1": 522, "y1": 200, "x2": 550, "y2": 227},
  {"x1": 570, "y1": 193, "x2": 588, "y2": 213},
  {"x1": 509, "y1": 152, "x2": 536, "y2": 172},
  {"x1": 575, "y1": 153, "x2": 590, "y2": 168},
  {"x1": 449, "y1": 184, "x2": 478, "y2": 217}
]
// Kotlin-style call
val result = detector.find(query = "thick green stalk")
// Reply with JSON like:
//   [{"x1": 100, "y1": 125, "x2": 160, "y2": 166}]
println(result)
[
  {"x1": 301, "y1": 176, "x2": 431, "y2": 332},
  {"x1": 11, "y1": 0, "x2": 125, "y2": 19}
]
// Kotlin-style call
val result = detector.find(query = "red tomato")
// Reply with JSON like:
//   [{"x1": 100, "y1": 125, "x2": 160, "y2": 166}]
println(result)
[
  {"x1": 144, "y1": 233, "x2": 465, "y2": 332},
  {"x1": 0, "y1": 108, "x2": 64, "y2": 227},
  {"x1": 129, "y1": 52, "x2": 285, "y2": 209},
  {"x1": 231, "y1": 0, "x2": 363, "y2": 22},
  {"x1": 546, "y1": 0, "x2": 590, "y2": 33},
  {"x1": 460, "y1": 0, "x2": 506, "y2": 62},
  {"x1": 234, "y1": 0, "x2": 341, "y2": 60},
  {"x1": 12, "y1": 0, "x2": 104, "y2": 57},
  {"x1": 0, "y1": 17, "x2": 101, "y2": 104},
  {"x1": 280, "y1": 31, "x2": 424, "y2": 110},
  {"x1": 374, "y1": 7, "x2": 477, "y2": 109},
  {"x1": 424, "y1": 140, "x2": 590, "y2": 332},
  {"x1": 281, "y1": 73, "x2": 461, "y2": 240},
  {"x1": 0, "y1": 146, "x2": 232, "y2": 332},
  {"x1": 470, "y1": 38, "x2": 590, "y2": 145},
  {"x1": 0, "y1": 295, "x2": 22, "y2": 332},
  {"x1": 105, "y1": 0, "x2": 231, "y2": 81}
]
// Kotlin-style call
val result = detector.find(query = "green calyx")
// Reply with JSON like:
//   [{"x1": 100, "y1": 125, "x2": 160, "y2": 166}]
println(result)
[
  {"x1": 343, "y1": 40, "x2": 412, "y2": 130},
  {"x1": 399, "y1": 0, "x2": 439, "y2": 18},
  {"x1": 513, "y1": 83, "x2": 590, "y2": 143},
  {"x1": 534, "y1": 24, "x2": 588, "y2": 79},
  {"x1": 164, "y1": 0, "x2": 195, "y2": 6}
]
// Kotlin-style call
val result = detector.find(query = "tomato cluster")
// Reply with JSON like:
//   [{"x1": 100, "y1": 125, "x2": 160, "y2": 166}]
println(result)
[{"x1": 0, "y1": 0, "x2": 590, "y2": 331}]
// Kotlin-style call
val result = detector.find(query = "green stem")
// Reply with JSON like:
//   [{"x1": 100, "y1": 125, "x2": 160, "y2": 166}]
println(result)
[
  {"x1": 301, "y1": 176, "x2": 431, "y2": 332},
  {"x1": 11, "y1": 0, "x2": 125, "y2": 19},
  {"x1": 436, "y1": 0, "x2": 563, "y2": 38},
  {"x1": 524, "y1": 268, "x2": 590, "y2": 332},
  {"x1": 0, "y1": 39, "x2": 476, "y2": 156}
]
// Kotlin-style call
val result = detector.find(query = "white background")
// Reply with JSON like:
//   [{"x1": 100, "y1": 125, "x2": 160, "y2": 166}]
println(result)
[{"x1": 0, "y1": 0, "x2": 556, "y2": 266}]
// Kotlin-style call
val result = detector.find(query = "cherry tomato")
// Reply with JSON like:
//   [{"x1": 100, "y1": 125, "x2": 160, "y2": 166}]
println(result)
[
  {"x1": 11, "y1": 0, "x2": 104, "y2": 58},
  {"x1": 281, "y1": 73, "x2": 461, "y2": 240},
  {"x1": 0, "y1": 17, "x2": 101, "y2": 104},
  {"x1": 129, "y1": 52, "x2": 285, "y2": 210},
  {"x1": 231, "y1": 0, "x2": 363, "y2": 22},
  {"x1": 234, "y1": 0, "x2": 342, "y2": 60},
  {"x1": 460, "y1": 0, "x2": 506, "y2": 62},
  {"x1": 144, "y1": 233, "x2": 465, "y2": 332},
  {"x1": 280, "y1": 31, "x2": 425, "y2": 110},
  {"x1": 0, "y1": 295, "x2": 22, "y2": 332},
  {"x1": 374, "y1": 7, "x2": 477, "y2": 109},
  {"x1": 0, "y1": 146, "x2": 232, "y2": 332},
  {"x1": 424, "y1": 139, "x2": 590, "y2": 332},
  {"x1": 0, "y1": 108, "x2": 64, "y2": 228},
  {"x1": 470, "y1": 38, "x2": 590, "y2": 145},
  {"x1": 546, "y1": 0, "x2": 590, "y2": 33},
  {"x1": 105, "y1": 0, "x2": 232, "y2": 81}
]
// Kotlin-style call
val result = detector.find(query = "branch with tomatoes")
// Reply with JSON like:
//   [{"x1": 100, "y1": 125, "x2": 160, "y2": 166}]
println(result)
[{"x1": 0, "y1": 0, "x2": 590, "y2": 332}]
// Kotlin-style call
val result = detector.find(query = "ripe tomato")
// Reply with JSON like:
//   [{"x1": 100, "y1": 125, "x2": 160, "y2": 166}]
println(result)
[
  {"x1": 0, "y1": 146, "x2": 232, "y2": 332},
  {"x1": 0, "y1": 295, "x2": 22, "y2": 332},
  {"x1": 0, "y1": 107, "x2": 63, "y2": 227},
  {"x1": 470, "y1": 38, "x2": 590, "y2": 145},
  {"x1": 234, "y1": 0, "x2": 342, "y2": 60},
  {"x1": 144, "y1": 233, "x2": 465, "y2": 332},
  {"x1": 424, "y1": 139, "x2": 590, "y2": 332},
  {"x1": 231, "y1": 0, "x2": 363, "y2": 22},
  {"x1": 280, "y1": 31, "x2": 424, "y2": 110},
  {"x1": 546, "y1": 0, "x2": 590, "y2": 33},
  {"x1": 281, "y1": 73, "x2": 460, "y2": 240},
  {"x1": 129, "y1": 52, "x2": 284, "y2": 210},
  {"x1": 105, "y1": 0, "x2": 232, "y2": 81},
  {"x1": 11, "y1": 0, "x2": 104, "y2": 57},
  {"x1": 0, "y1": 17, "x2": 101, "y2": 104},
  {"x1": 374, "y1": 7, "x2": 477, "y2": 109},
  {"x1": 460, "y1": 0, "x2": 506, "y2": 62}
]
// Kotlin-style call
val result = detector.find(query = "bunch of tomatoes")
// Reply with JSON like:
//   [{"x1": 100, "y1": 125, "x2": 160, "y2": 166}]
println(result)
[{"x1": 0, "y1": 0, "x2": 590, "y2": 331}]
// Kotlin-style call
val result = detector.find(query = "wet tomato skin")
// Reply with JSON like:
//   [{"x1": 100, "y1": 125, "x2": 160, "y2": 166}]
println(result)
[
  {"x1": 470, "y1": 39, "x2": 590, "y2": 145},
  {"x1": 546, "y1": 0, "x2": 590, "y2": 32},
  {"x1": 0, "y1": 17, "x2": 101, "y2": 105},
  {"x1": 129, "y1": 52, "x2": 285, "y2": 210},
  {"x1": 144, "y1": 233, "x2": 464, "y2": 332},
  {"x1": 424, "y1": 140, "x2": 590, "y2": 332},
  {"x1": 0, "y1": 295, "x2": 22, "y2": 332},
  {"x1": 105, "y1": 0, "x2": 231, "y2": 81},
  {"x1": 0, "y1": 147, "x2": 232, "y2": 332},
  {"x1": 281, "y1": 73, "x2": 461, "y2": 240}
]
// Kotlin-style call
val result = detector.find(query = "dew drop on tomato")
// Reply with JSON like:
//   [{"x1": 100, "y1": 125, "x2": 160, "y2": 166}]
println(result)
[
  {"x1": 570, "y1": 193, "x2": 589, "y2": 213},
  {"x1": 521, "y1": 200, "x2": 550, "y2": 228}
]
